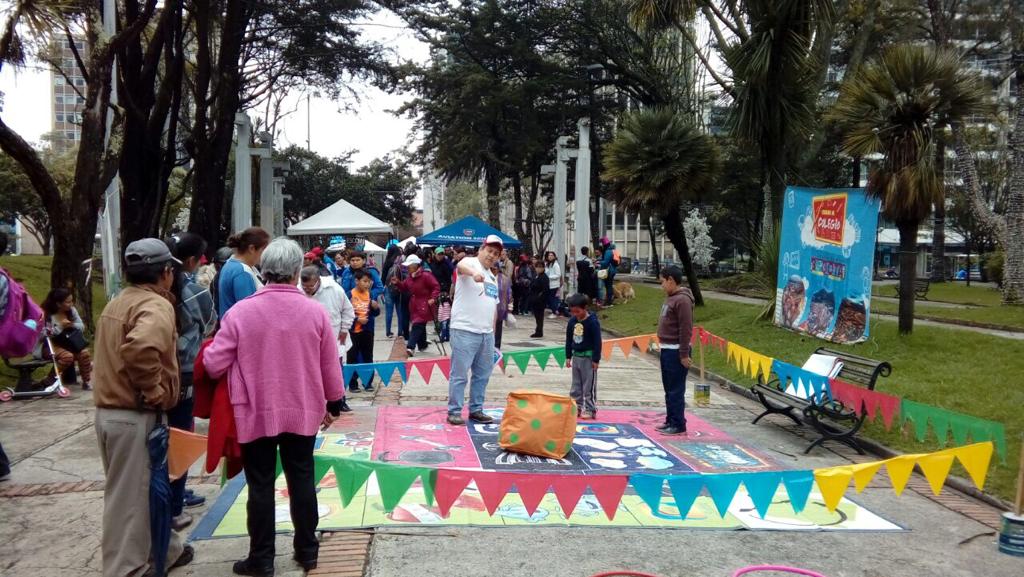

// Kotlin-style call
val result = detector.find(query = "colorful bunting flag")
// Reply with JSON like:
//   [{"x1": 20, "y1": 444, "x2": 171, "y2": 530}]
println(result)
[
  {"x1": 813, "y1": 466, "x2": 853, "y2": 512},
  {"x1": 704, "y1": 473, "x2": 743, "y2": 517},
  {"x1": 374, "y1": 361, "x2": 408, "y2": 386},
  {"x1": 630, "y1": 474, "x2": 665, "y2": 513},
  {"x1": 435, "y1": 469, "x2": 473, "y2": 518},
  {"x1": 900, "y1": 400, "x2": 1007, "y2": 461},
  {"x1": 549, "y1": 475, "x2": 590, "y2": 518},
  {"x1": 588, "y1": 475, "x2": 631, "y2": 520},
  {"x1": 665, "y1": 475, "x2": 703, "y2": 520},
  {"x1": 779, "y1": 470, "x2": 815, "y2": 514},
  {"x1": 727, "y1": 342, "x2": 774, "y2": 382},
  {"x1": 740, "y1": 472, "x2": 782, "y2": 519}
]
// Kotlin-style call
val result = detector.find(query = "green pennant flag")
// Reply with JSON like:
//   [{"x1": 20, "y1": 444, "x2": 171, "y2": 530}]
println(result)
[
  {"x1": 508, "y1": 351, "x2": 532, "y2": 375},
  {"x1": 969, "y1": 421, "x2": 1008, "y2": 462},
  {"x1": 901, "y1": 400, "x2": 1007, "y2": 462},
  {"x1": 930, "y1": 410, "x2": 951, "y2": 447},
  {"x1": 420, "y1": 468, "x2": 437, "y2": 507},
  {"x1": 373, "y1": 461, "x2": 428, "y2": 512},
  {"x1": 900, "y1": 400, "x2": 931, "y2": 442},
  {"x1": 275, "y1": 450, "x2": 284, "y2": 479},
  {"x1": 333, "y1": 457, "x2": 374, "y2": 507},
  {"x1": 551, "y1": 348, "x2": 567, "y2": 368},
  {"x1": 948, "y1": 413, "x2": 973, "y2": 446},
  {"x1": 313, "y1": 454, "x2": 338, "y2": 485},
  {"x1": 533, "y1": 348, "x2": 554, "y2": 371}
]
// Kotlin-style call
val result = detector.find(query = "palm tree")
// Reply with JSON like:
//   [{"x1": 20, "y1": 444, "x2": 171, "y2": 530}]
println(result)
[
  {"x1": 602, "y1": 107, "x2": 721, "y2": 306},
  {"x1": 829, "y1": 45, "x2": 988, "y2": 334}
]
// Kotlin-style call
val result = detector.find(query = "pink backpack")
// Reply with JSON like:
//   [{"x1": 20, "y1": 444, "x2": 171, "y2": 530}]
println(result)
[{"x1": 0, "y1": 268, "x2": 44, "y2": 358}]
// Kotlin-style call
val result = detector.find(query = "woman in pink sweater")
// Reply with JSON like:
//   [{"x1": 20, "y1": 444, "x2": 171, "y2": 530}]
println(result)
[{"x1": 204, "y1": 237, "x2": 345, "y2": 577}]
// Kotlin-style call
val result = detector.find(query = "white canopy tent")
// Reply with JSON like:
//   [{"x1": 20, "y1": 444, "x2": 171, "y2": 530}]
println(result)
[
  {"x1": 287, "y1": 198, "x2": 393, "y2": 236},
  {"x1": 396, "y1": 236, "x2": 418, "y2": 249}
]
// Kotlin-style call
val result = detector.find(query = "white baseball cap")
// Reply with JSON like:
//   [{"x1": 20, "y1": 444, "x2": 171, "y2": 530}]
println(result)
[
  {"x1": 403, "y1": 254, "x2": 422, "y2": 266},
  {"x1": 483, "y1": 234, "x2": 503, "y2": 249}
]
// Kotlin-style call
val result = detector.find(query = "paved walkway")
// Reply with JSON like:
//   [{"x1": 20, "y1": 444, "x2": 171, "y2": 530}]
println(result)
[{"x1": 0, "y1": 316, "x2": 1018, "y2": 577}]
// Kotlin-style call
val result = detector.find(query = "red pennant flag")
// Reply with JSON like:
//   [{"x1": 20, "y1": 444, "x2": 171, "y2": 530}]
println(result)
[
  {"x1": 549, "y1": 475, "x2": 590, "y2": 518},
  {"x1": 511, "y1": 474, "x2": 552, "y2": 517},
  {"x1": 435, "y1": 469, "x2": 473, "y2": 518},
  {"x1": 830, "y1": 379, "x2": 864, "y2": 416},
  {"x1": 435, "y1": 358, "x2": 452, "y2": 380},
  {"x1": 473, "y1": 471, "x2": 516, "y2": 515},
  {"x1": 876, "y1": 392, "x2": 901, "y2": 430},
  {"x1": 587, "y1": 475, "x2": 630, "y2": 520}
]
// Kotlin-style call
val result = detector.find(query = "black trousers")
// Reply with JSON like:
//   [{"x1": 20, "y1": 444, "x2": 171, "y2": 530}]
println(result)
[
  {"x1": 167, "y1": 372, "x2": 195, "y2": 516},
  {"x1": 407, "y1": 322, "x2": 429, "y2": 351},
  {"x1": 347, "y1": 330, "x2": 375, "y2": 390},
  {"x1": 532, "y1": 306, "x2": 545, "y2": 337},
  {"x1": 603, "y1": 276, "x2": 615, "y2": 305},
  {"x1": 241, "y1": 433, "x2": 318, "y2": 566}
]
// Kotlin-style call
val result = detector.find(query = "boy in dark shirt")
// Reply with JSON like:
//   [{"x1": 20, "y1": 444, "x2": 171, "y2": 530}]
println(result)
[
  {"x1": 564, "y1": 293, "x2": 602, "y2": 419},
  {"x1": 528, "y1": 261, "x2": 549, "y2": 338}
]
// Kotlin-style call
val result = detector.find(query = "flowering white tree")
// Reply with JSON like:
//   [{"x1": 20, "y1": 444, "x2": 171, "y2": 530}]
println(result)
[{"x1": 683, "y1": 208, "x2": 717, "y2": 268}]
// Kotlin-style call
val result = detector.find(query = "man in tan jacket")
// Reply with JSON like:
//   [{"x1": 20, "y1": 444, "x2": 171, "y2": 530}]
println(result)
[{"x1": 93, "y1": 238, "x2": 193, "y2": 576}]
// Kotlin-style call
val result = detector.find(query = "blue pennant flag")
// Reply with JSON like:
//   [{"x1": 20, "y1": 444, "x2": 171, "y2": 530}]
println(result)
[
  {"x1": 629, "y1": 474, "x2": 666, "y2": 513},
  {"x1": 374, "y1": 362, "x2": 408, "y2": 386},
  {"x1": 738, "y1": 472, "x2": 781, "y2": 519},
  {"x1": 779, "y1": 470, "x2": 815, "y2": 514},
  {"x1": 355, "y1": 366, "x2": 376, "y2": 387},
  {"x1": 703, "y1": 473, "x2": 743, "y2": 517},
  {"x1": 666, "y1": 475, "x2": 703, "y2": 521},
  {"x1": 771, "y1": 360, "x2": 796, "y2": 395},
  {"x1": 342, "y1": 365, "x2": 357, "y2": 385}
]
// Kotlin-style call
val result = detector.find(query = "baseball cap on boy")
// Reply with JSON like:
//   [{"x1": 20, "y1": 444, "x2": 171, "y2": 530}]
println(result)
[{"x1": 483, "y1": 234, "x2": 503, "y2": 249}]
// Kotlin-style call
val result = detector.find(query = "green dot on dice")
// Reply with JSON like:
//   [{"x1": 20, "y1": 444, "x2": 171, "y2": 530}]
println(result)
[
  {"x1": 510, "y1": 433, "x2": 520, "y2": 444},
  {"x1": 531, "y1": 419, "x2": 541, "y2": 430},
  {"x1": 517, "y1": 399, "x2": 528, "y2": 409},
  {"x1": 545, "y1": 440, "x2": 557, "y2": 452},
  {"x1": 565, "y1": 442, "x2": 573, "y2": 453},
  {"x1": 551, "y1": 403, "x2": 563, "y2": 414}
]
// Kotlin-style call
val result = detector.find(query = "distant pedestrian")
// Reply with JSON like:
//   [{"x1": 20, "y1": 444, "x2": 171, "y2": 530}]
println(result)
[
  {"x1": 93, "y1": 238, "x2": 193, "y2": 576},
  {"x1": 492, "y1": 262, "x2": 512, "y2": 348},
  {"x1": 381, "y1": 245, "x2": 403, "y2": 338},
  {"x1": 544, "y1": 250, "x2": 562, "y2": 317},
  {"x1": 564, "y1": 293, "x2": 602, "y2": 420},
  {"x1": 655, "y1": 266, "x2": 694, "y2": 435},
  {"x1": 576, "y1": 246, "x2": 598, "y2": 302},
  {"x1": 528, "y1": 260, "x2": 548, "y2": 338},
  {"x1": 446, "y1": 235, "x2": 504, "y2": 425},
  {"x1": 394, "y1": 254, "x2": 440, "y2": 356},
  {"x1": 218, "y1": 227, "x2": 270, "y2": 317},
  {"x1": 513, "y1": 254, "x2": 534, "y2": 315}
]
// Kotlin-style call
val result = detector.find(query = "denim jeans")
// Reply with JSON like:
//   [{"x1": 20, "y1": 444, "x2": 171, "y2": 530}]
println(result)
[
  {"x1": 660, "y1": 348, "x2": 689, "y2": 429},
  {"x1": 384, "y1": 290, "x2": 397, "y2": 335},
  {"x1": 167, "y1": 372, "x2": 195, "y2": 516},
  {"x1": 448, "y1": 328, "x2": 495, "y2": 415}
]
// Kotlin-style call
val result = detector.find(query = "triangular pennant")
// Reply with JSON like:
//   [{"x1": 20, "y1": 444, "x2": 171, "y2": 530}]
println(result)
[
  {"x1": 342, "y1": 364, "x2": 357, "y2": 386},
  {"x1": 630, "y1": 474, "x2": 666, "y2": 513},
  {"x1": 953, "y1": 442, "x2": 994, "y2": 489},
  {"x1": 947, "y1": 413, "x2": 972, "y2": 446},
  {"x1": 850, "y1": 461, "x2": 883, "y2": 493},
  {"x1": 420, "y1": 468, "x2": 437, "y2": 507},
  {"x1": 666, "y1": 475, "x2": 703, "y2": 520},
  {"x1": 414, "y1": 360, "x2": 438, "y2": 383},
  {"x1": 508, "y1": 351, "x2": 532, "y2": 375},
  {"x1": 930, "y1": 411, "x2": 951, "y2": 447},
  {"x1": 275, "y1": 450, "x2": 284, "y2": 479},
  {"x1": 588, "y1": 475, "x2": 630, "y2": 520},
  {"x1": 877, "y1": 393, "x2": 901, "y2": 429},
  {"x1": 435, "y1": 358, "x2": 452, "y2": 380},
  {"x1": 550, "y1": 475, "x2": 591, "y2": 518},
  {"x1": 435, "y1": 469, "x2": 473, "y2": 518},
  {"x1": 779, "y1": 470, "x2": 815, "y2": 514},
  {"x1": 703, "y1": 474, "x2": 743, "y2": 517},
  {"x1": 375, "y1": 463, "x2": 427, "y2": 512},
  {"x1": 750, "y1": 353, "x2": 774, "y2": 383},
  {"x1": 601, "y1": 341, "x2": 615, "y2": 360},
  {"x1": 615, "y1": 339, "x2": 633, "y2": 359},
  {"x1": 375, "y1": 362, "x2": 398, "y2": 385},
  {"x1": 633, "y1": 335, "x2": 651, "y2": 354},
  {"x1": 901, "y1": 401, "x2": 931, "y2": 442},
  {"x1": 313, "y1": 454, "x2": 338, "y2": 486},
  {"x1": 473, "y1": 471, "x2": 516, "y2": 515},
  {"x1": 533, "y1": 348, "x2": 554, "y2": 371},
  {"x1": 168, "y1": 427, "x2": 209, "y2": 481},
  {"x1": 740, "y1": 472, "x2": 781, "y2": 519},
  {"x1": 512, "y1": 475, "x2": 552, "y2": 518},
  {"x1": 355, "y1": 366, "x2": 376, "y2": 388},
  {"x1": 813, "y1": 466, "x2": 853, "y2": 512},
  {"x1": 335, "y1": 458, "x2": 374, "y2": 507},
  {"x1": 771, "y1": 360, "x2": 792, "y2": 393},
  {"x1": 971, "y1": 421, "x2": 1007, "y2": 462},
  {"x1": 551, "y1": 349, "x2": 567, "y2": 369},
  {"x1": 829, "y1": 379, "x2": 862, "y2": 416},
  {"x1": 726, "y1": 342, "x2": 741, "y2": 371},
  {"x1": 884, "y1": 455, "x2": 922, "y2": 496},
  {"x1": 917, "y1": 453, "x2": 955, "y2": 496}
]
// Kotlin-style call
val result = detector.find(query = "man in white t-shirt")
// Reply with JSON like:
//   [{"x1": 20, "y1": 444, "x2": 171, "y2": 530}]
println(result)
[{"x1": 446, "y1": 235, "x2": 503, "y2": 425}]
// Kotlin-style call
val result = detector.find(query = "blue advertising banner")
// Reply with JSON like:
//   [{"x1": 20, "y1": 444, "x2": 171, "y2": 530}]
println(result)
[{"x1": 774, "y1": 186, "x2": 880, "y2": 344}]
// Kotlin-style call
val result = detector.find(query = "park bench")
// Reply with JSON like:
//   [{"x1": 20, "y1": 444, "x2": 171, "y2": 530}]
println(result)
[
  {"x1": 894, "y1": 278, "x2": 930, "y2": 300},
  {"x1": 751, "y1": 347, "x2": 892, "y2": 454}
]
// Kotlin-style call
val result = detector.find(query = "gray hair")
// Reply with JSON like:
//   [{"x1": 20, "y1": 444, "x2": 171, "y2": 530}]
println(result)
[
  {"x1": 259, "y1": 237, "x2": 302, "y2": 283},
  {"x1": 299, "y1": 265, "x2": 321, "y2": 283}
]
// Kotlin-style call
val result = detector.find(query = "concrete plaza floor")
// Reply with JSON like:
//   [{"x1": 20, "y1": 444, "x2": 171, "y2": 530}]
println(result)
[{"x1": 1, "y1": 315, "x2": 1020, "y2": 577}]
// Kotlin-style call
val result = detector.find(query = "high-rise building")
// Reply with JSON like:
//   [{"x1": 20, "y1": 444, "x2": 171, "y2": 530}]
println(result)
[{"x1": 49, "y1": 35, "x2": 88, "y2": 152}]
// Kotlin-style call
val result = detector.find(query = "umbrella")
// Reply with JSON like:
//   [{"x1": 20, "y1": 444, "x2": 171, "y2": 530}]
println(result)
[{"x1": 148, "y1": 420, "x2": 172, "y2": 576}]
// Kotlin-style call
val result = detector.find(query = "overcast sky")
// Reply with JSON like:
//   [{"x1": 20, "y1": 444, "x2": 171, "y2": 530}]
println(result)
[{"x1": 0, "y1": 8, "x2": 430, "y2": 204}]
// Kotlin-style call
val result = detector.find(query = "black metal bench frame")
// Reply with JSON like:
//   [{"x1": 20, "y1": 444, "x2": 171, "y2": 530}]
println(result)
[
  {"x1": 3, "y1": 355, "x2": 52, "y2": 389},
  {"x1": 894, "y1": 278, "x2": 930, "y2": 300},
  {"x1": 751, "y1": 347, "x2": 892, "y2": 454}
]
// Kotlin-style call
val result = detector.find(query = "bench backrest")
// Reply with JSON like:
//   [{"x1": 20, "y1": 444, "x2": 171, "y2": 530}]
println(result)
[{"x1": 815, "y1": 347, "x2": 891, "y2": 391}]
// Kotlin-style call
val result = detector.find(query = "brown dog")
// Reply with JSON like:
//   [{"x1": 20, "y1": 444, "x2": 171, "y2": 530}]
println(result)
[{"x1": 613, "y1": 281, "x2": 635, "y2": 302}]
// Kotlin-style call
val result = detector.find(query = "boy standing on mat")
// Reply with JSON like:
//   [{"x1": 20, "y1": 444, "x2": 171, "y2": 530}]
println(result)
[
  {"x1": 656, "y1": 266, "x2": 694, "y2": 435},
  {"x1": 564, "y1": 293, "x2": 602, "y2": 420},
  {"x1": 347, "y1": 270, "x2": 380, "y2": 392}
]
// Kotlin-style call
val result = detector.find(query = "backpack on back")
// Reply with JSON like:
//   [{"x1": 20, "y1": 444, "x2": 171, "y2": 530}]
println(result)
[{"x1": 0, "y1": 268, "x2": 44, "y2": 358}]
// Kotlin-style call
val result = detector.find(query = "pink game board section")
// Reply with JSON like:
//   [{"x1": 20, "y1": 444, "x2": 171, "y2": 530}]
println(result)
[{"x1": 372, "y1": 406, "x2": 480, "y2": 468}]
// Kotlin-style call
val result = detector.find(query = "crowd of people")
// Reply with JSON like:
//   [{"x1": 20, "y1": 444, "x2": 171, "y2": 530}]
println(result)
[{"x1": 0, "y1": 225, "x2": 694, "y2": 577}]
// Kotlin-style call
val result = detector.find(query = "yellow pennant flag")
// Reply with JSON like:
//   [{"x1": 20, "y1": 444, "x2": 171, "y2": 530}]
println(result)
[
  {"x1": 917, "y1": 453, "x2": 956, "y2": 495},
  {"x1": 850, "y1": 461, "x2": 883, "y2": 493},
  {"x1": 814, "y1": 466, "x2": 853, "y2": 512},
  {"x1": 951, "y1": 441, "x2": 993, "y2": 490},
  {"x1": 749, "y1": 351, "x2": 774, "y2": 382},
  {"x1": 884, "y1": 454, "x2": 923, "y2": 496}
]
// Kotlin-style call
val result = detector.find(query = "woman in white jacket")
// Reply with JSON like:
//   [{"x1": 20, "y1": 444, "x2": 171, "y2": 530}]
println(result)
[{"x1": 300, "y1": 266, "x2": 354, "y2": 412}]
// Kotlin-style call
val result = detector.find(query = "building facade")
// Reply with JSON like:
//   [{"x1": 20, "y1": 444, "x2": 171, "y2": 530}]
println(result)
[{"x1": 49, "y1": 35, "x2": 88, "y2": 152}]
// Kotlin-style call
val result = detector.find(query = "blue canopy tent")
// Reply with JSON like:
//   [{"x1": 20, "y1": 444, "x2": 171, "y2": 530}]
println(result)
[{"x1": 416, "y1": 215, "x2": 522, "y2": 248}]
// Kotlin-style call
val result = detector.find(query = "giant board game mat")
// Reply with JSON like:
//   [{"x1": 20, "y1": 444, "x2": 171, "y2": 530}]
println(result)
[{"x1": 191, "y1": 407, "x2": 902, "y2": 538}]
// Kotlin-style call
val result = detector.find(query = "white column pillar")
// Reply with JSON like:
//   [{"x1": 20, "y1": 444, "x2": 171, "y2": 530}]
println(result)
[
  {"x1": 553, "y1": 137, "x2": 570, "y2": 284},
  {"x1": 610, "y1": 203, "x2": 617, "y2": 247},
  {"x1": 100, "y1": 0, "x2": 121, "y2": 299},
  {"x1": 257, "y1": 148, "x2": 274, "y2": 233},
  {"x1": 573, "y1": 118, "x2": 591, "y2": 261},
  {"x1": 232, "y1": 113, "x2": 253, "y2": 233}
]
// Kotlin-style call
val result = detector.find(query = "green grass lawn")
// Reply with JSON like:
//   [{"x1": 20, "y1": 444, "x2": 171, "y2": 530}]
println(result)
[
  {"x1": 872, "y1": 281, "x2": 1004, "y2": 306},
  {"x1": 0, "y1": 255, "x2": 107, "y2": 386},
  {"x1": 600, "y1": 284, "x2": 1023, "y2": 501},
  {"x1": 871, "y1": 298, "x2": 1024, "y2": 329}
]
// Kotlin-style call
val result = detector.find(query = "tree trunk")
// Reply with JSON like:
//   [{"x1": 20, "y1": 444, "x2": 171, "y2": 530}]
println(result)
[
  {"x1": 1002, "y1": 50, "x2": 1024, "y2": 304},
  {"x1": 930, "y1": 132, "x2": 947, "y2": 282},
  {"x1": 647, "y1": 214, "x2": 660, "y2": 276},
  {"x1": 662, "y1": 206, "x2": 704, "y2": 306},
  {"x1": 512, "y1": 172, "x2": 528, "y2": 253},
  {"x1": 484, "y1": 166, "x2": 501, "y2": 228},
  {"x1": 896, "y1": 219, "x2": 919, "y2": 334}
]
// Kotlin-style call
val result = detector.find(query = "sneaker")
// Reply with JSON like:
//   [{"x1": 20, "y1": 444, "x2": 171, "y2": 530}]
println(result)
[
  {"x1": 183, "y1": 489, "x2": 206, "y2": 508},
  {"x1": 339, "y1": 398, "x2": 353, "y2": 412},
  {"x1": 654, "y1": 422, "x2": 671, "y2": 432},
  {"x1": 580, "y1": 411, "x2": 594, "y2": 420},
  {"x1": 363, "y1": 384, "x2": 374, "y2": 392},
  {"x1": 348, "y1": 387, "x2": 360, "y2": 393},
  {"x1": 660, "y1": 426, "x2": 687, "y2": 436},
  {"x1": 172, "y1": 545, "x2": 195, "y2": 569},
  {"x1": 82, "y1": 381, "x2": 92, "y2": 391},
  {"x1": 233, "y1": 558, "x2": 275, "y2": 577},
  {"x1": 446, "y1": 414, "x2": 466, "y2": 426},
  {"x1": 171, "y1": 512, "x2": 193, "y2": 531},
  {"x1": 468, "y1": 411, "x2": 494, "y2": 423},
  {"x1": 547, "y1": 314, "x2": 557, "y2": 319},
  {"x1": 407, "y1": 348, "x2": 415, "y2": 357},
  {"x1": 293, "y1": 555, "x2": 317, "y2": 572},
  {"x1": 386, "y1": 333, "x2": 394, "y2": 338}
]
